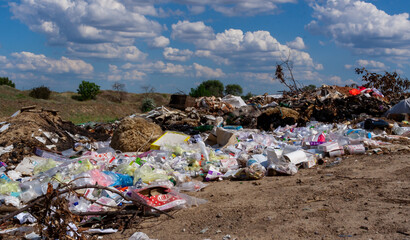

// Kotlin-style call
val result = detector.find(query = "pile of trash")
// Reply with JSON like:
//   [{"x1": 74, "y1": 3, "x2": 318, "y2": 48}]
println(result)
[
  {"x1": 0, "y1": 89, "x2": 409, "y2": 239},
  {"x1": 164, "y1": 85, "x2": 393, "y2": 132},
  {"x1": 0, "y1": 106, "x2": 110, "y2": 164}
]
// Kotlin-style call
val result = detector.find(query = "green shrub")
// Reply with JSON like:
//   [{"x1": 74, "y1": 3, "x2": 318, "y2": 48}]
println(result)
[
  {"x1": 77, "y1": 81, "x2": 100, "y2": 100},
  {"x1": 29, "y1": 85, "x2": 51, "y2": 99},
  {"x1": 141, "y1": 98, "x2": 155, "y2": 112},
  {"x1": 241, "y1": 92, "x2": 253, "y2": 101},
  {"x1": 0, "y1": 77, "x2": 15, "y2": 88}
]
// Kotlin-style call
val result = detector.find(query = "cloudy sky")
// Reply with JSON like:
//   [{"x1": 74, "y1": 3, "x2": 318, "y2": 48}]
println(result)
[{"x1": 1, "y1": 0, "x2": 409, "y2": 94}]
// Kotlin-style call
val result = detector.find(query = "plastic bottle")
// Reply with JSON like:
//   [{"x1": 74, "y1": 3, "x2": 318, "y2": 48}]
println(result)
[{"x1": 198, "y1": 141, "x2": 209, "y2": 162}]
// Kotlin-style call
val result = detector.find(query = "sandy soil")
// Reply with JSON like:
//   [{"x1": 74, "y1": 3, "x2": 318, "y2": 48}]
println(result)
[{"x1": 110, "y1": 153, "x2": 410, "y2": 240}]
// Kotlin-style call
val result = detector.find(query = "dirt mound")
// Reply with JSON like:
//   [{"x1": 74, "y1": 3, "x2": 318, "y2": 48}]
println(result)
[
  {"x1": 257, "y1": 107, "x2": 300, "y2": 130},
  {"x1": 110, "y1": 117, "x2": 163, "y2": 152},
  {"x1": 0, "y1": 108, "x2": 110, "y2": 164}
]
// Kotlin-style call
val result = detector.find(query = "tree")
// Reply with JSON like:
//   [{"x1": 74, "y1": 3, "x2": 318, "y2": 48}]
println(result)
[
  {"x1": 112, "y1": 82, "x2": 126, "y2": 103},
  {"x1": 355, "y1": 67, "x2": 409, "y2": 101},
  {"x1": 0, "y1": 77, "x2": 15, "y2": 88},
  {"x1": 77, "y1": 81, "x2": 100, "y2": 100},
  {"x1": 189, "y1": 80, "x2": 224, "y2": 97},
  {"x1": 225, "y1": 84, "x2": 243, "y2": 96},
  {"x1": 273, "y1": 52, "x2": 302, "y2": 94},
  {"x1": 301, "y1": 84, "x2": 316, "y2": 92},
  {"x1": 141, "y1": 84, "x2": 155, "y2": 98}
]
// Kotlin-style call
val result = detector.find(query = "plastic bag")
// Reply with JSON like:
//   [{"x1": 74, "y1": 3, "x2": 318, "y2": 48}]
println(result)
[
  {"x1": 176, "y1": 181, "x2": 208, "y2": 192},
  {"x1": 0, "y1": 179, "x2": 21, "y2": 195},
  {"x1": 103, "y1": 171, "x2": 134, "y2": 187},
  {"x1": 133, "y1": 165, "x2": 169, "y2": 184}
]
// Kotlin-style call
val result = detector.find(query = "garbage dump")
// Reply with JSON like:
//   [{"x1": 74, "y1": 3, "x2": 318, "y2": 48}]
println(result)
[{"x1": 0, "y1": 85, "x2": 409, "y2": 239}]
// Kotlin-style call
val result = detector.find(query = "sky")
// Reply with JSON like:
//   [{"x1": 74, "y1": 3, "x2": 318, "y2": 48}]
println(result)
[{"x1": 0, "y1": 0, "x2": 410, "y2": 95}]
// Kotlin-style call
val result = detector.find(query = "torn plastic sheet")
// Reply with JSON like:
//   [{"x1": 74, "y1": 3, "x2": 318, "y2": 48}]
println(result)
[
  {"x1": 0, "y1": 145, "x2": 13, "y2": 156},
  {"x1": 34, "y1": 136, "x2": 46, "y2": 144},
  {"x1": 84, "y1": 228, "x2": 118, "y2": 234},
  {"x1": 15, "y1": 212, "x2": 37, "y2": 224},
  {"x1": 0, "y1": 123, "x2": 10, "y2": 133}
]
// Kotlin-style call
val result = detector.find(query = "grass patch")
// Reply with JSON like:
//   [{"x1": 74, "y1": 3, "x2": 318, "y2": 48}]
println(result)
[{"x1": 68, "y1": 113, "x2": 119, "y2": 125}]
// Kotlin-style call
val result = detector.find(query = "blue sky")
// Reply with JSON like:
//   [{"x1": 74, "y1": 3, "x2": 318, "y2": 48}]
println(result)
[{"x1": 0, "y1": 0, "x2": 410, "y2": 94}]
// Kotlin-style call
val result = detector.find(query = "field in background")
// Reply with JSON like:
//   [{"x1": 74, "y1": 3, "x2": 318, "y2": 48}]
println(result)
[{"x1": 0, "y1": 85, "x2": 170, "y2": 124}]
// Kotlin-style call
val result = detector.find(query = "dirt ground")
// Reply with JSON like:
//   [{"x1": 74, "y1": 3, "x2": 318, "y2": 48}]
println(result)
[{"x1": 109, "y1": 153, "x2": 409, "y2": 240}]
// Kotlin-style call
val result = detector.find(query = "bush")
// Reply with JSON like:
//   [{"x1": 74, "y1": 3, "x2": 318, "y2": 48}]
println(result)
[
  {"x1": 0, "y1": 77, "x2": 15, "y2": 88},
  {"x1": 29, "y1": 86, "x2": 51, "y2": 99},
  {"x1": 77, "y1": 81, "x2": 100, "y2": 100},
  {"x1": 189, "y1": 80, "x2": 224, "y2": 97},
  {"x1": 225, "y1": 84, "x2": 243, "y2": 96},
  {"x1": 141, "y1": 98, "x2": 155, "y2": 112},
  {"x1": 241, "y1": 92, "x2": 253, "y2": 101}
]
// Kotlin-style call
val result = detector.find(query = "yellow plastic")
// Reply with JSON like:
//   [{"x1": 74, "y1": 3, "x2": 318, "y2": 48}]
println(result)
[{"x1": 151, "y1": 131, "x2": 190, "y2": 150}]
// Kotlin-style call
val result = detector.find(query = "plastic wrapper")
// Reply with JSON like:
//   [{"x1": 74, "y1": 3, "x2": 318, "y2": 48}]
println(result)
[
  {"x1": 15, "y1": 213, "x2": 36, "y2": 224},
  {"x1": 133, "y1": 165, "x2": 169, "y2": 184},
  {"x1": 88, "y1": 169, "x2": 114, "y2": 186},
  {"x1": 392, "y1": 123, "x2": 410, "y2": 136},
  {"x1": 267, "y1": 162, "x2": 298, "y2": 176},
  {"x1": 5, "y1": 196, "x2": 21, "y2": 208},
  {"x1": 234, "y1": 162, "x2": 266, "y2": 180},
  {"x1": 129, "y1": 232, "x2": 156, "y2": 240},
  {"x1": 33, "y1": 158, "x2": 58, "y2": 175},
  {"x1": 87, "y1": 169, "x2": 133, "y2": 187},
  {"x1": 176, "y1": 181, "x2": 208, "y2": 192},
  {"x1": 204, "y1": 166, "x2": 223, "y2": 181},
  {"x1": 116, "y1": 162, "x2": 140, "y2": 176}
]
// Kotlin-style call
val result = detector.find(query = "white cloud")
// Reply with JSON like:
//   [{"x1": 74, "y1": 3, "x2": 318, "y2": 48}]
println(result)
[
  {"x1": 345, "y1": 59, "x2": 388, "y2": 71},
  {"x1": 286, "y1": 37, "x2": 306, "y2": 50},
  {"x1": 67, "y1": 43, "x2": 147, "y2": 61},
  {"x1": 195, "y1": 50, "x2": 230, "y2": 65},
  {"x1": 109, "y1": 61, "x2": 189, "y2": 80},
  {"x1": 10, "y1": 0, "x2": 162, "y2": 60},
  {"x1": 171, "y1": 20, "x2": 215, "y2": 42},
  {"x1": 187, "y1": 5, "x2": 206, "y2": 14},
  {"x1": 151, "y1": 36, "x2": 170, "y2": 48},
  {"x1": 171, "y1": 21, "x2": 323, "y2": 82},
  {"x1": 163, "y1": 47, "x2": 193, "y2": 61},
  {"x1": 356, "y1": 59, "x2": 387, "y2": 69},
  {"x1": 108, "y1": 64, "x2": 146, "y2": 81},
  {"x1": 171, "y1": 0, "x2": 296, "y2": 16},
  {"x1": 240, "y1": 72, "x2": 273, "y2": 84},
  {"x1": 315, "y1": 63, "x2": 324, "y2": 70},
  {"x1": 2, "y1": 51, "x2": 93, "y2": 74},
  {"x1": 345, "y1": 64, "x2": 353, "y2": 69},
  {"x1": 137, "y1": 61, "x2": 188, "y2": 74},
  {"x1": 329, "y1": 76, "x2": 342, "y2": 85},
  {"x1": 307, "y1": 0, "x2": 410, "y2": 60},
  {"x1": 0, "y1": 56, "x2": 7, "y2": 63},
  {"x1": 193, "y1": 63, "x2": 224, "y2": 78}
]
